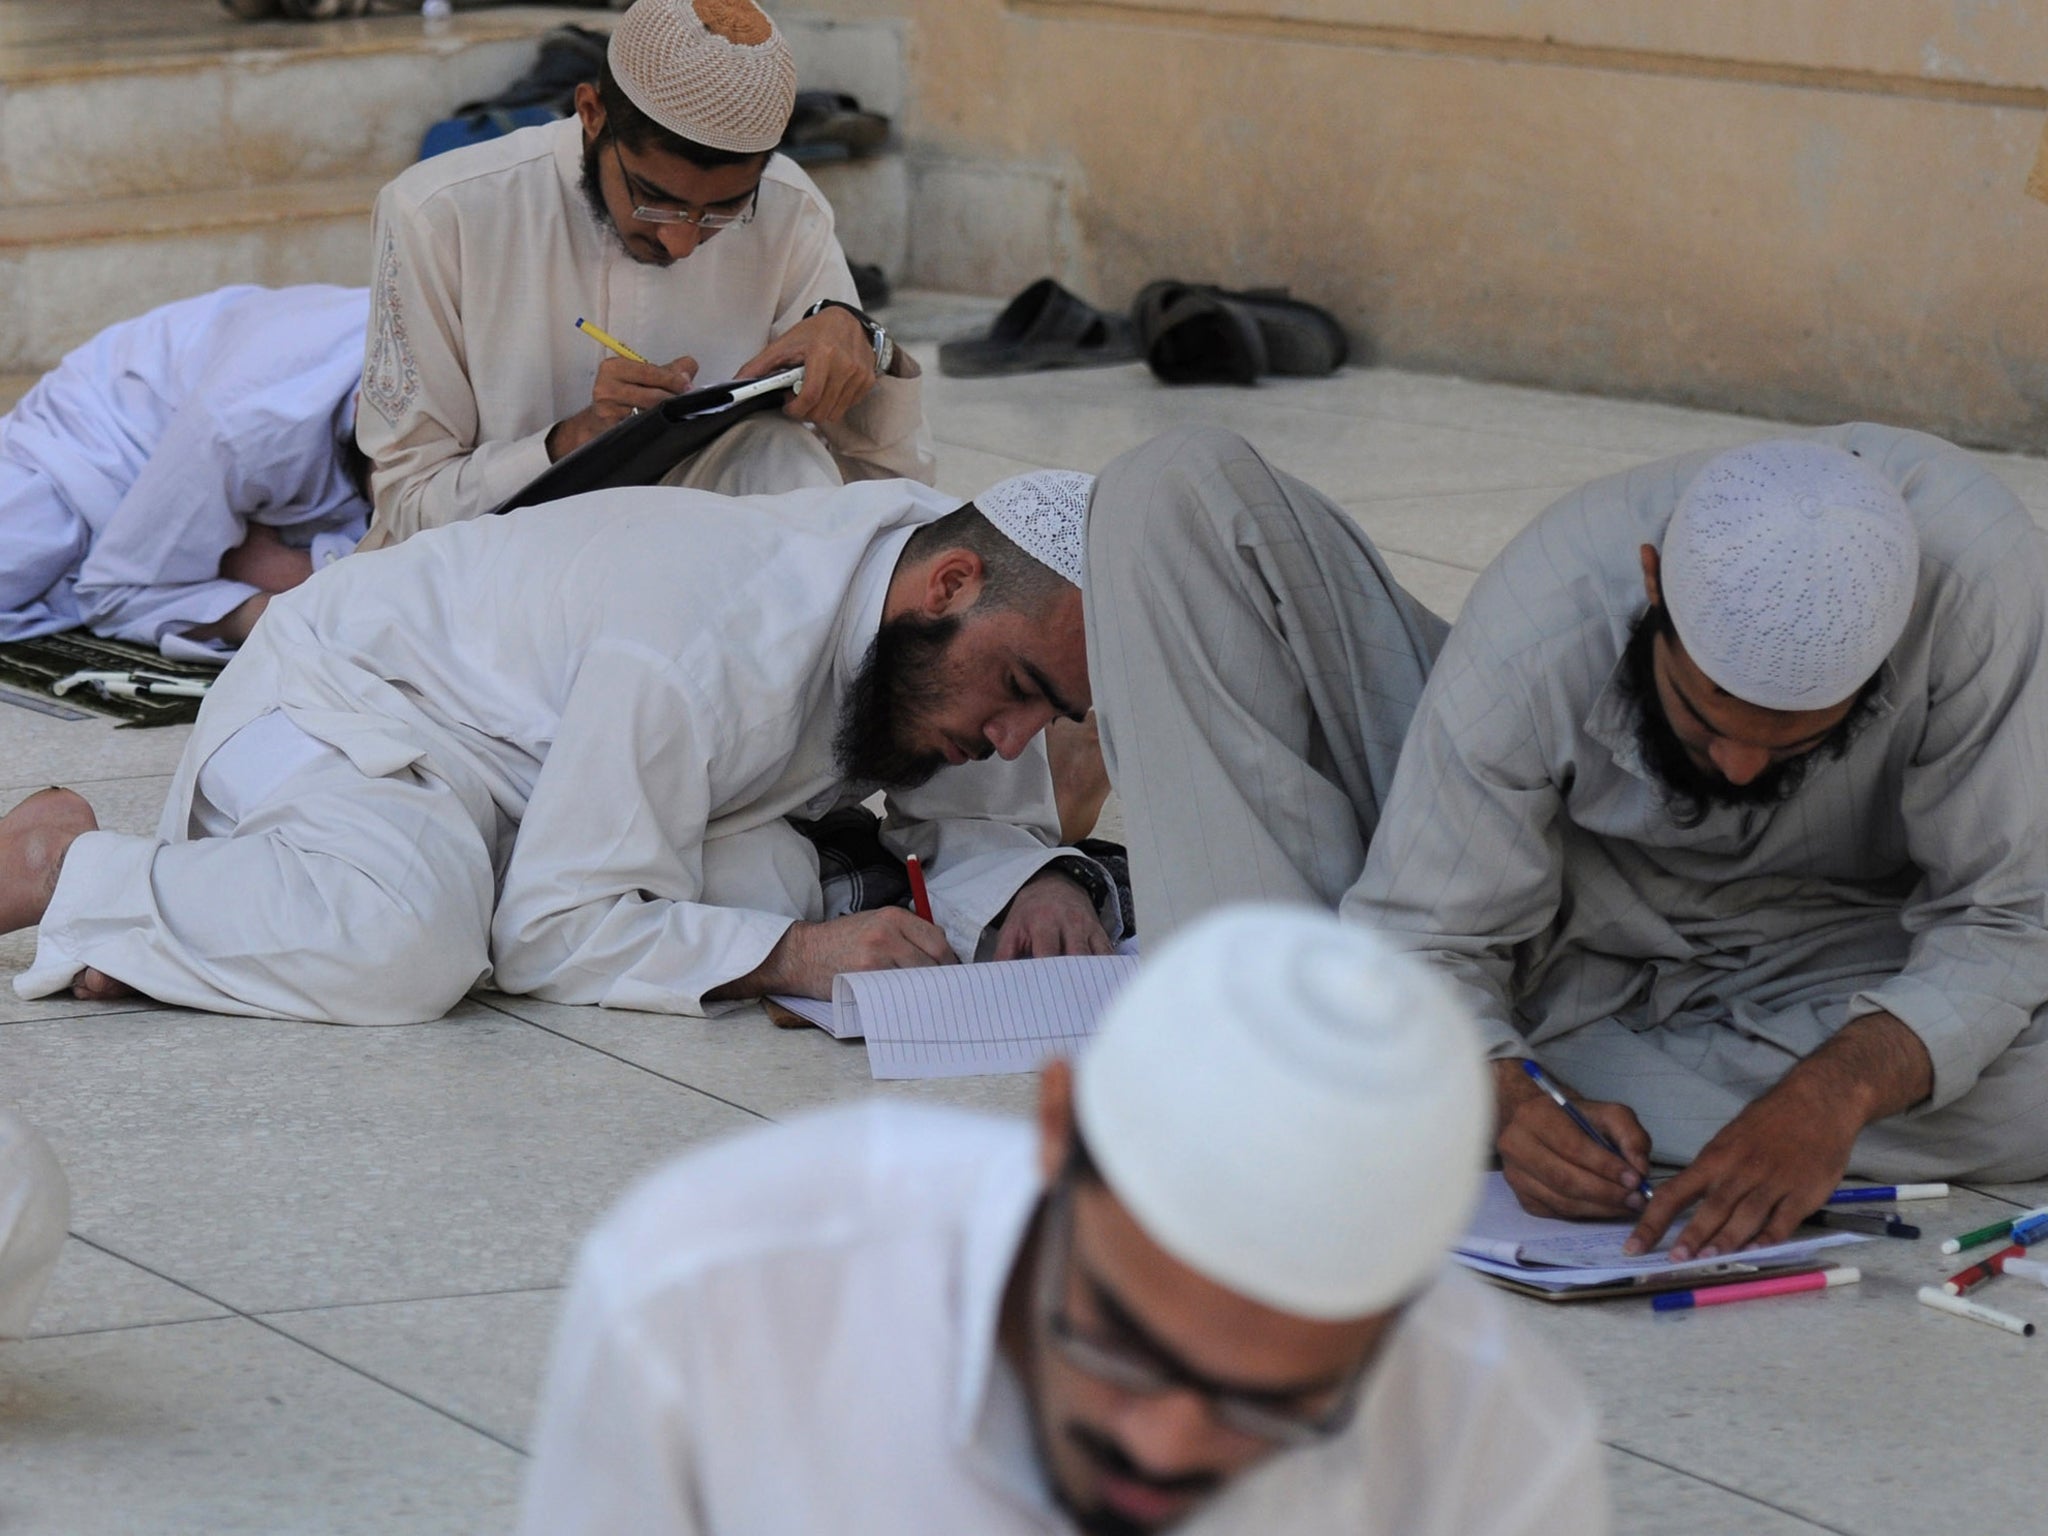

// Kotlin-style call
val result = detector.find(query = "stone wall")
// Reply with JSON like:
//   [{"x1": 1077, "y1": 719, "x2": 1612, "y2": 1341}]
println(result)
[{"x1": 786, "y1": 0, "x2": 2048, "y2": 449}]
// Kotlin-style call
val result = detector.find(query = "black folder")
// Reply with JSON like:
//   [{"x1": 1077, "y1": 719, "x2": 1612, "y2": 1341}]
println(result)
[{"x1": 488, "y1": 365, "x2": 805, "y2": 516}]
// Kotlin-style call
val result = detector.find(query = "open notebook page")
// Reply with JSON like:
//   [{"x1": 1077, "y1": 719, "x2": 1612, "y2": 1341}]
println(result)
[
  {"x1": 1454, "y1": 1172, "x2": 1863, "y2": 1290},
  {"x1": 814, "y1": 954, "x2": 1139, "y2": 1079}
]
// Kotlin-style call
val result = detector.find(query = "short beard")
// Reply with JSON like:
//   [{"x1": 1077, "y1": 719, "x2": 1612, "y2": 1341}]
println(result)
[
  {"x1": 1060, "y1": 1423, "x2": 1222, "y2": 1536},
  {"x1": 833, "y1": 612, "x2": 965, "y2": 789},
  {"x1": 1615, "y1": 604, "x2": 1878, "y2": 830},
  {"x1": 578, "y1": 131, "x2": 671, "y2": 266}
]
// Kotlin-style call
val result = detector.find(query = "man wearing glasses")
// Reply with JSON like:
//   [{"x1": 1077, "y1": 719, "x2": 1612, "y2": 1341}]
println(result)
[
  {"x1": 355, "y1": 0, "x2": 931, "y2": 548},
  {"x1": 517, "y1": 906, "x2": 1606, "y2": 1535}
]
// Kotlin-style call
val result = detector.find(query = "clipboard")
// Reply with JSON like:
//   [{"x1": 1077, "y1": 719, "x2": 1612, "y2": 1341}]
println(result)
[{"x1": 489, "y1": 365, "x2": 805, "y2": 516}]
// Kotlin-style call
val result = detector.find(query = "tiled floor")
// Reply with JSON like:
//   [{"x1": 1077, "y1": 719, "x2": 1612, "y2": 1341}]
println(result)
[{"x1": 5, "y1": 324, "x2": 2048, "y2": 1533}]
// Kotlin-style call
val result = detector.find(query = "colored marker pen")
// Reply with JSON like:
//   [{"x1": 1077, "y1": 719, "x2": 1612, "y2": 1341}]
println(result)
[
  {"x1": 1918, "y1": 1286, "x2": 2035, "y2": 1338},
  {"x1": 1941, "y1": 1243, "x2": 2025, "y2": 1295},
  {"x1": 1828, "y1": 1183, "x2": 1949, "y2": 1204},
  {"x1": 1804, "y1": 1209, "x2": 1918, "y2": 1239},
  {"x1": 2001, "y1": 1257, "x2": 2048, "y2": 1286},
  {"x1": 904, "y1": 853, "x2": 934, "y2": 924},
  {"x1": 1653, "y1": 1267, "x2": 1859, "y2": 1313}
]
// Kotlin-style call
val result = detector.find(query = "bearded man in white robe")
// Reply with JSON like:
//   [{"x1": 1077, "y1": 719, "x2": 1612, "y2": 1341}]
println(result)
[{"x1": 0, "y1": 472, "x2": 1113, "y2": 1025}]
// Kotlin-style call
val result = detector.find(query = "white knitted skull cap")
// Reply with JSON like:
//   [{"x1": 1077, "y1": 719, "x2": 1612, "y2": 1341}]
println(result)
[
  {"x1": 1662, "y1": 439, "x2": 1919, "y2": 711},
  {"x1": 608, "y1": 0, "x2": 797, "y2": 155},
  {"x1": 0, "y1": 1110, "x2": 69, "y2": 1339},
  {"x1": 1075, "y1": 906, "x2": 1491, "y2": 1320},
  {"x1": 974, "y1": 470, "x2": 1094, "y2": 589}
]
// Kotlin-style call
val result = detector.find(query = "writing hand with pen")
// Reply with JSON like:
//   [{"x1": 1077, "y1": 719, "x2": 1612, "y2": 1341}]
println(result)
[
  {"x1": 1496, "y1": 1010, "x2": 1935, "y2": 1262},
  {"x1": 546, "y1": 318, "x2": 696, "y2": 462}
]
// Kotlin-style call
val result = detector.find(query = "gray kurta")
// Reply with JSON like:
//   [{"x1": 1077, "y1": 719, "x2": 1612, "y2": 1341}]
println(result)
[{"x1": 1345, "y1": 423, "x2": 2048, "y2": 1180}]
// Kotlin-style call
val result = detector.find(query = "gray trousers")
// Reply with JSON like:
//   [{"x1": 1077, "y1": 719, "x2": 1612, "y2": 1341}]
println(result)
[{"x1": 1084, "y1": 426, "x2": 1448, "y2": 940}]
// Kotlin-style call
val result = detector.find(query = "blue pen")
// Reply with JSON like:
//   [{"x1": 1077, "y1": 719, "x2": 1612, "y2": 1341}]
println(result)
[
  {"x1": 2012, "y1": 1212, "x2": 2048, "y2": 1246},
  {"x1": 1827, "y1": 1183, "x2": 1950, "y2": 1205},
  {"x1": 1519, "y1": 1060, "x2": 1653, "y2": 1199}
]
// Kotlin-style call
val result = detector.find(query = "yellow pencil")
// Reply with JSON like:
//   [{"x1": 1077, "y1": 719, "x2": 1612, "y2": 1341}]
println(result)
[{"x1": 574, "y1": 317, "x2": 651, "y2": 364}]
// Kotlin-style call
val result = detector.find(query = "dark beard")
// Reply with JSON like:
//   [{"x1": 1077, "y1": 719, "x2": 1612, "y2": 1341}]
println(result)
[
  {"x1": 1061, "y1": 1423, "x2": 1223, "y2": 1536},
  {"x1": 1615, "y1": 603, "x2": 1878, "y2": 829},
  {"x1": 833, "y1": 613, "x2": 966, "y2": 789},
  {"x1": 578, "y1": 133, "x2": 672, "y2": 266}
]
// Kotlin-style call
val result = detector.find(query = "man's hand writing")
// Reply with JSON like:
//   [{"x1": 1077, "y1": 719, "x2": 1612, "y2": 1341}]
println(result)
[
  {"x1": 707, "y1": 909, "x2": 956, "y2": 1002},
  {"x1": 1494, "y1": 1059, "x2": 1652, "y2": 1219},
  {"x1": 547, "y1": 353, "x2": 699, "y2": 461}
]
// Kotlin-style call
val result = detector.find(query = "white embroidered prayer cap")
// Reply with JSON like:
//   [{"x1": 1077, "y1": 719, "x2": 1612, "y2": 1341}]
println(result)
[
  {"x1": 1074, "y1": 906, "x2": 1490, "y2": 1321},
  {"x1": 0, "y1": 1110, "x2": 69, "y2": 1338},
  {"x1": 608, "y1": 0, "x2": 797, "y2": 155},
  {"x1": 1662, "y1": 439, "x2": 1919, "y2": 712},
  {"x1": 975, "y1": 470, "x2": 1094, "y2": 589}
]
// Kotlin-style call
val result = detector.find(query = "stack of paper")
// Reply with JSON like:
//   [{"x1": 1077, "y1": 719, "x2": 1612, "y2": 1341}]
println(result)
[{"x1": 1455, "y1": 1173, "x2": 1865, "y2": 1296}]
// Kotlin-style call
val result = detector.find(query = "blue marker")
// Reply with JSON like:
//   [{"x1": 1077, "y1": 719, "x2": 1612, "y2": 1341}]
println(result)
[
  {"x1": 2012, "y1": 1212, "x2": 2048, "y2": 1247},
  {"x1": 1519, "y1": 1060, "x2": 1653, "y2": 1199},
  {"x1": 1827, "y1": 1183, "x2": 1949, "y2": 1205}
]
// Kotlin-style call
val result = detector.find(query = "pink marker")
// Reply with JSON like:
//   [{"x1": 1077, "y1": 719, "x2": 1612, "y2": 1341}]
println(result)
[{"x1": 1652, "y1": 1267, "x2": 1861, "y2": 1312}]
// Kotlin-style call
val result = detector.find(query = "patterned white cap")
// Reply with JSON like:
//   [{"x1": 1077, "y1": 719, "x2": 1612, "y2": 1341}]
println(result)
[
  {"x1": 0, "y1": 1110, "x2": 68, "y2": 1339},
  {"x1": 1663, "y1": 440, "x2": 1918, "y2": 711},
  {"x1": 1075, "y1": 906, "x2": 1490, "y2": 1320},
  {"x1": 976, "y1": 470, "x2": 1094, "y2": 589},
  {"x1": 608, "y1": 0, "x2": 797, "y2": 155}
]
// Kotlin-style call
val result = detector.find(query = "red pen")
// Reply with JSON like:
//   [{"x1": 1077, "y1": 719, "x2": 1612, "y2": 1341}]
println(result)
[
  {"x1": 905, "y1": 853, "x2": 934, "y2": 924},
  {"x1": 1942, "y1": 1243, "x2": 2026, "y2": 1295}
]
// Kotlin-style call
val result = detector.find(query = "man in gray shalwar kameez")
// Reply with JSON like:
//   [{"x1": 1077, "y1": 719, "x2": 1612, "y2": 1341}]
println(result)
[{"x1": 1086, "y1": 423, "x2": 2048, "y2": 1265}]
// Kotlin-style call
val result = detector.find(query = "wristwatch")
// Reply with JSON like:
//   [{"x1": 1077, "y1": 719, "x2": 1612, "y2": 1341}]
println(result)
[{"x1": 804, "y1": 298, "x2": 895, "y2": 375}]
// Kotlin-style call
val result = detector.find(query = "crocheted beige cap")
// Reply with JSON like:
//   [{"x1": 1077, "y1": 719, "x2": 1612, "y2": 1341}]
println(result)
[
  {"x1": 1663, "y1": 440, "x2": 1918, "y2": 711},
  {"x1": 608, "y1": 0, "x2": 797, "y2": 154},
  {"x1": 976, "y1": 470, "x2": 1093, "y2": 588}
]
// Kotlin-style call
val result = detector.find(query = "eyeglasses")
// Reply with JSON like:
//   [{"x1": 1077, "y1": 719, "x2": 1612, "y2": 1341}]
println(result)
[
  {"x1": 612, "y1": 138, "x2": 759, "y2": 229},
  {"x1": 1030, "y1": 1173, "x2": 1370, "y2": 1447}
]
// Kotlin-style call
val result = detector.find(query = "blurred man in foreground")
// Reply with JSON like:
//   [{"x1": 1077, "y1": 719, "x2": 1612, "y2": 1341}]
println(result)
[{"x1": 518, "y1": 906, "x2": 1607, "y2": 1535}]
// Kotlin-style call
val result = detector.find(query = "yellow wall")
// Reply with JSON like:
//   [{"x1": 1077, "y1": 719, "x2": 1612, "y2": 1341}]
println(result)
[{"x1": 810, "y1": 0, "x2": 2048, "y2": 448}]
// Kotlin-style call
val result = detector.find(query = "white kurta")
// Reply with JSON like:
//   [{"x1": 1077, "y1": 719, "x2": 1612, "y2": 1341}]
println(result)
[
  {"x1": 18, "y1": 481, "x2": 1099, "y2": 1023},
  {"x1": 357, "y1": 117, "x2": 933, "y2": 547},
  {"x1": 519, "y1": 1101, "x2": 1609, "y2": 1536},
  {"x1": 0, "y1": 285, "x2": 370, "y2": 658}
]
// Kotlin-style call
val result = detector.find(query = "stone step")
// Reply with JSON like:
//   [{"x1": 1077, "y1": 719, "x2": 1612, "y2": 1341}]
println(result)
[
  {"x1": 0, "y1": 178, "x2": 378, "y2": 372},
  {"x1": 0, "y1": 9, "x2": 576, "y2": 208},
  {"x1": 806, "y1": 155, "x2": 908, "y2": 287}
]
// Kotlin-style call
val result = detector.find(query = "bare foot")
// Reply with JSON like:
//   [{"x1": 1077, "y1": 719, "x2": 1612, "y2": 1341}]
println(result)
[
  {"x1": 0, "y1": 787, "x2": 96, "y2": 934},
  {"x1": 1047, "y1": 713, "x2": 1111, "y2": 845},
  {"x1": 72, "y1": 967, "x2": 135, "y2": 1002}
]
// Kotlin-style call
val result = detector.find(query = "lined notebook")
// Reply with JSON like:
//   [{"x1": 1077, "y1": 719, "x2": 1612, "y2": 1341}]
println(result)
[{"x1": 771, "y1": 953, "x2": 1139, "y2": 1079}]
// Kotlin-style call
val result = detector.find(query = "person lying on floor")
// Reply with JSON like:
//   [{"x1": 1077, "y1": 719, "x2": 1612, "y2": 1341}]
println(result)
[
  {"x1": 0, "y1": 284, "x2": 371, "y2": 658},
  {"x1": 1083, "y1": 423, "x2": 2048, "y2": 1263},
  {"x1": 0, "y1": 471, "x2": 1117, "y2": 1025},
  {"x1": 516, "y1": 906, "x2": 1607, "y2": 1536}
]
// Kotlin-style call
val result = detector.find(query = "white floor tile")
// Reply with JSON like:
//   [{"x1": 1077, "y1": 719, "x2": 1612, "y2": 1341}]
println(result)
[
  {"x1": 0, "y1": 1004, "x2": 760, "y2": 1313},
  {"x1": 0, "y1": 1316, "x2": 522, "y2": 1535},
  {"x1": 261, "y1": 1287, "x2": 564, "y2": 1450},
  {"x1": 1512, "y1": 1186, "x2": 2048, "y2": 1535},
  {"x1": 24, "y1": 1237, "x2": 228, "y2": 1339}
]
